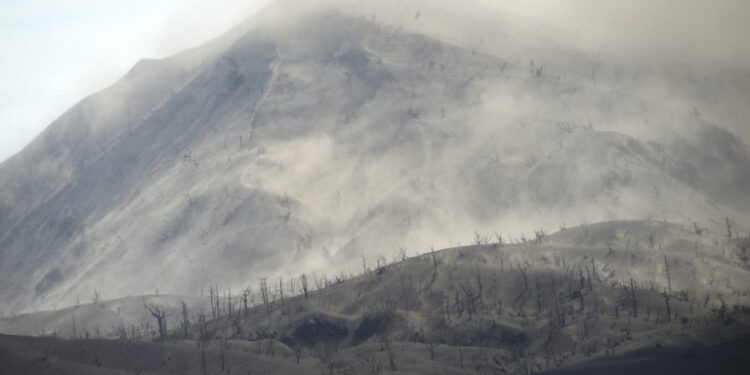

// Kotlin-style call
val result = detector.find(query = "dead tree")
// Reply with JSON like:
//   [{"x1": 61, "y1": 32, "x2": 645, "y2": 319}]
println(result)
[
  {"x1": 430, "y1": 246, "x2": 439, "y2": 281},
  {"x1": 726, "y1": 218, "x2": 732, "y2": 239},
  {"x1": 623, "y1": 278, "x2": 638, "y2": 318},
  {"x1": 382, "y1": 334, "x2": 397, "y2": 371},
  {"x1": 92, "y1": 290, "x2": 101, "y2": 306},
  {"x1": 227, "y1": 289, "x2": 234, "y2": 322},
  {"x1": 663, "y1": 257, "x2": 672, "y2": 322},
  {"x1": 260, "y1": 278, "x2": 272, "y2": 326},
  {"x1": 242, "y1": 288, "x2": 251, "y2": 318},
  {"x1": 232, "y1": 312, "x2": 243, "y2": 335},
  {"x1": 397, "y1": 246, "x2": 408, "y2": 262},
  {"x1": 511, "y1": 263, "x2": 530, "y2": 316},
  {"x1": 535, "y1": 277, "x2": 544, "y2": 315},
  {"x1": 364, "y1": 354, "x2": 383, "y2": 374},
  {"x1": 214, "y1": 284, "x2": 221, "y2": 318},
  {"x1": 737, "y1": 235, "x2": 750, "y2": 268},
  {"x1": 201, "y1": 348, "x2": 209, "y2": 375},
  {"x1": 300, "y1": 274, "x2": 309, "y2": 299},
  {"x1": 716, "y1": 294, "x2": 729, "y2": 325},
  {"x1": 219, "y1": 340, "x2": 226, "y2": 371},
  {"x1": 578, "y1": 267, "x2": 586, "y2": 311},
  {"x1": 662, "y1": 288, "x2": 672, "y2": 322},
  {"x1": 534, "y1": 229, "x2": 546, "y2": 245},
  {"x1": 362, "y1": 254, "x2": 370, "y2": 278},
  {"x1": 316, "y1": 344, "x2": 340, "y2": 375},
  {"x1": 144, "y1": 301, "x2": 172, "y2": 341},
  {"x1": 181, "y1": 302, "x2": 190, "y2": 338},
  {"x1": 459, "y1": 278, "x2": 479, "y2": 317},
  {"x1": 550, "y1": 276, "x2": 565, "y2": 327},
  {"x1": 278, "y1": 277, "x2": 285, "y2": 311},
  {"x1": 474, "y1": 266, "x2": 484, "y2": 305},
  {"x1": 197, "y1": 310, "x2": 211, "y2": 346},
  {"x1": 474, "y1": 231, "x2": 483, "y2": 245},
  {"x1": 208, "y1": 283, "x2": 220, "y2": 319},
  {"x1": 209, "y1": 285, "x2": 216, "y2": 318}
]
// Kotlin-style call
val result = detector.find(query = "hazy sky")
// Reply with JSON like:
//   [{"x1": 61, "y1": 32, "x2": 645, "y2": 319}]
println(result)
[
  {"x1": 1, "y1": 0, "x2": 748, "y2": 163},
  {"x1": 483, "y1": 0, "x2": 750, "y2": 64}
]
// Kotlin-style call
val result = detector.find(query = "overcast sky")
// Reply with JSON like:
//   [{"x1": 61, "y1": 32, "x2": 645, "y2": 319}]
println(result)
[{"x1": 1, "y1": 0, "x2": 748, "y2": 163}]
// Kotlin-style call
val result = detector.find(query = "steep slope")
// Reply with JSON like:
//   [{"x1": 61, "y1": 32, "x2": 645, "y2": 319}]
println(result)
[
  {"x1": 1, "y1": 3, "x2": 749, "y2": 314},
  {"x1": 2, "y1": 220, "x2": 748, "y2": 374}
]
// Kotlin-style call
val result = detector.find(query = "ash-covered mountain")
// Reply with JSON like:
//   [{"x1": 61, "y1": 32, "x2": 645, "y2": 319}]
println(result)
[{"x1": 1, "y1": 0, "x2": 749, "y2": 314}]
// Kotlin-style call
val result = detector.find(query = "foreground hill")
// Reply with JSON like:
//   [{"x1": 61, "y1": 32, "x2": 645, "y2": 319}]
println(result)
[
  {"x1": 1, "y1": 220, "x2": 748, "y2": 373},
  {"x1": 2, "y1": 321, "x2": 748, "y2": 375},
  {"x1": 1, "y1": 0, "x2": 749, "y2": 315}
]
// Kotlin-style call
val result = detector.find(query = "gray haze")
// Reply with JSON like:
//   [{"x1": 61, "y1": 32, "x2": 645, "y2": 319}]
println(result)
[
  {"x1": 0, "y1": 0, "x2": 748, "y2": 314},
  {"x1": 3, "y1": 0, "x2": 749, "y2": 164}
]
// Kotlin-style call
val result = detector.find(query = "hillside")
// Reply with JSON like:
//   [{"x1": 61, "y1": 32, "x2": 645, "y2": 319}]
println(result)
[
  {"x1": 1, "y1": 220, "x2": 748, "y2": 374},
  {"x1": 1, "y1": 0, "x2": 749, "y2": 318}
]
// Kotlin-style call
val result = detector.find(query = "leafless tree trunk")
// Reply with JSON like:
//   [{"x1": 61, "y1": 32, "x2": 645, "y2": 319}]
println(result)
[
  {"x1": 209, "y1": 285, "x2": 216, "y2": 319},
  {"x1": 181, "y1": 302, "x2": 189, "y2": 338},
  {"x1": 227, "y1": 289, "x2": 233, "y2": 322},
  {"x1": 260, "y1": 278, "x2": 271, "y2": 326},
  {"x1": 242, "y1": 288, "x2": 251, "y2": 318},
  {"x1": 144, "y1": 301, "x2": 171, "y2": 341},
  {"x1": 535, "y1": 277, "x2": 544, "y2": 315},
  {"x1": 624, "y1": 278, "x2": 638, "y2": 318},
  {"x1": 663, "y1": 257, "x2": 672, "y2": 322},
  {"x1": 300, "y1": 274, "x2": 309, "y2": 299},
  {"x1": 726, "y1": 218, "x2": 732, "y2": 239},
  {"x1": 201, "y1": 348, "x2": 208, "y2": 375}
]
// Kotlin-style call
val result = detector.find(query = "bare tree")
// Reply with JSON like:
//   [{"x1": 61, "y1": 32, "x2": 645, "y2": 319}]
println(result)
[
  {"x1": 197, "y1": 310, "x2": 211, "y2": 347},
  {"x1": 474, "y1": 231, "x2": 483, "y2": 245},
  {"x1": 144, "y1": 300, "x2": 172, "y2": 341},
  {"x1": 92, "y1": 290, "x2": 101, "y2": 307},
  {"x1": 278, "y1": 277, "x2": 285, "y2": 311},
  {"x1": 227, "y1": 288, "x2": 234, "y2": 322},
  {"x1": 364, "y1": 354, "x2": 383, "y2": 374},
  {"x1": 180, "y1": 302, "x2": 189, "y2": 338},
  {"x1": 534, "y1": 229, "x2": 546, "y2": 245},
  {"x1": 260, "y1": 278, "x2": 272, "y2": 326},
  {"x1": 362, "y1": 254, "x2": 370, "y2": 278},
  {"x1": 737, "y1": 234, "x2": 750, "y2": 268},
  {"x1": 662, "y1": 257, "x2": 672, "y2": 322},
  {"x1": 316, "y1": 343, "x2": 340, "y2": 375},
  {"x1": 200, "y1": 348, "x2": 209, "y2": 375},
  {"x1": 726, "y1": 218, "x2": 732, "y2": 239},
  {"x1": 623, "y1": 278, "x2": 638, "y2": 318},
  {"x1": 715, "y1": 294, "x2": 729, "y2": 325},
  {"x1": 535, "y1": 277, "x2": 544, "y2": 315},
  {"x1": 300, "y1": 274, "x2": 309, "y2": 299},
  {"x1": 430, "y1": 245, "x2": 439, "y2": 283},
  {"x1": 209, "y1": 283, "x2": 219, "y2": 319},
  {"x1": 242, "y1": 288, "x2": 251, "y2": 318},
  {"x1": 397, "y1": 246, "x2": 408, "y2": 263},
  {"x1": 294, "y1": 343, "x2": 304, "y2": 364}
]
